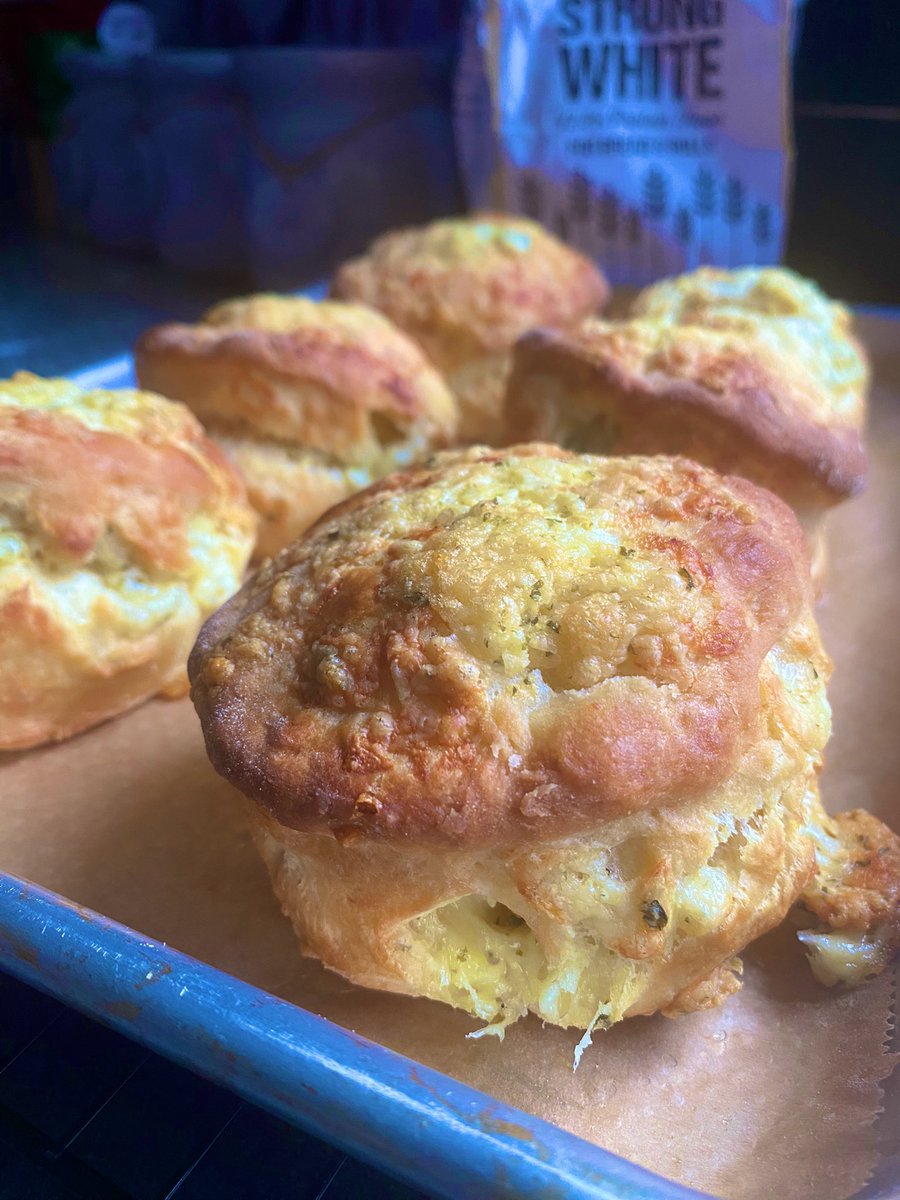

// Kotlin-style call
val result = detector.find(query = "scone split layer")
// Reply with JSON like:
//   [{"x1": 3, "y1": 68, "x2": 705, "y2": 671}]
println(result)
[
  {"x1": 136, "y1": 294, "x2": 458, "y2": 560},
  {"x1": 190, "y1": 446, "x2": 899, "y2": 1034}
]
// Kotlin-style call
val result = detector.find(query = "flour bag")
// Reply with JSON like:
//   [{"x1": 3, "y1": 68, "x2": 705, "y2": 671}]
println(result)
[{"x1": 455, "y1": 0, "x2": 799, "y2": 283}]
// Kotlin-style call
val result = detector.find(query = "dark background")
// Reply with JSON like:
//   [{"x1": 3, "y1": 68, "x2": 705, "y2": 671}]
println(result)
[{"x1": 0, "y1": 0, "x2": 898, "y2": 303}]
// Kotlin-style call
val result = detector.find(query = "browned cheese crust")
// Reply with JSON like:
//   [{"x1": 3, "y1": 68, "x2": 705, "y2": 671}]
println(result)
[
  {"x1": 504, "y1": 268, "x2": 869, "y2": 561},
  {"x1": 331, "y1": 214, "x2": 609, "y2": 444},
  {"x1": 191, "y1": 446, "x2": 813, "y2": 846},
  {"x1": 0, "y1": 372, "x2": 256, "y2": 750},
  {"x1": 135, "y1": 295, "x2": 458, "y2": 560},
  {"x1": 188, "y1": 446, "x2": 898, "y2": 1034}
]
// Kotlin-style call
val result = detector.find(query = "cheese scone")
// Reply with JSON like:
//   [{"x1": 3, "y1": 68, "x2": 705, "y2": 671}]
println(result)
[
  {"x1": 136, "y1": 295, "x2": 458, "y2": 561},
  {"x1": 505, "y1": 267, "x2": 868, "y2": 582},
  {"x1": 0, "y1": 371, "x2": 256, "y2": 751},
  {"x1": 331, "y1": 214, "x2": 609, "y2": 444},
  {"x1": 190, "y1": 446, "x2": 898, "y2": 1044}
]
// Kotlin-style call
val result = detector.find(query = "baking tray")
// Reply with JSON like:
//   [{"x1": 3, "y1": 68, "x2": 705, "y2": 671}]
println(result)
[
  {"x1": 1, "y1": 319, "x2": 897, "y2": 1200},
  {"x1": 0, "y1": 349, "x2": 700, "y2": 1200}
]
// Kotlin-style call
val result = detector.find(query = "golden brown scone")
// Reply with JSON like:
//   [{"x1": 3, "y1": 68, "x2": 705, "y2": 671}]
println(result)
[
  {"x1": 0, "y1": 371, "x2": 256, "y2": 751},
  {"x1": 135, "y1": 295, "x2": 458, "y2": 560},
  {"x1": 330, "y1": 213, "x2": 609, "y2": 444},
  {"x1": 190, "y1": 445, "x2": 898, "y2": 1042},
  {"x1": 505, "y1": 267, "x2": 868, "y2": 581}
]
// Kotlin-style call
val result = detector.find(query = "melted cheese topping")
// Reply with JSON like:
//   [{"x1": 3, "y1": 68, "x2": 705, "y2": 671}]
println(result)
[
  {"x1": 798, "y1": 929, "x2": 884, "y2": 987},
  {"x1": 634, "y1": 267, "x2": 867, "y2": 422}
]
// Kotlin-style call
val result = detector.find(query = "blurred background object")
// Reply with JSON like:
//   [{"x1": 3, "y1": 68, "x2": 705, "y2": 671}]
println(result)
[
  {"x1": 235, "y1": 43, "x2": 460, "y2": 285},
  {"x1": 0, "y1": 0, "x2": 466, "y2": 288},
  {"x1": 786, "y1": 0, "x2": 900, "y2": 305},
  {"x1": 0, "y1": 0, "x2": 897, "y2": 300}
]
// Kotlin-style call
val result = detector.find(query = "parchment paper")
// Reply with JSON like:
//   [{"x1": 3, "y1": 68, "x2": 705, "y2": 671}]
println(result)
[{"x1": 2, "y1": 315, "x2": 898, "y2": 1200}]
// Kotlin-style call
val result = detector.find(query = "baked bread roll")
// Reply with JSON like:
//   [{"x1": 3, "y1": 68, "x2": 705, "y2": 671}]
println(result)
[
  {"x1": 135, "y1": 295, "x2": 458, "y2": 561},
  {"x1": 505, "y1": 267, "x2": 868, "y2": 581},
  {"x1": 331, "y1": 214, "x2": 609, "y2": 444},
  {"x1": 190, "y1": 446, "x2": 899, "y2": 1042},
  {"x1": 0, "y1": 371, "x2": 256, "y2": 751}
]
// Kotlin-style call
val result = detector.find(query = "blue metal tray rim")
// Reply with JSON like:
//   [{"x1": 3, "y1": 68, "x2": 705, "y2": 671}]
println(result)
[{"x1": 0, "y1": 872, "x2": 711, "y2": 1200}]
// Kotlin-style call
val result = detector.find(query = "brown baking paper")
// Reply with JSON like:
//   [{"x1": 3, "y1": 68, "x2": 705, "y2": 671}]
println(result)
[{"x1": 2, "y1": 314, "x2": 898, "y2": 1200}]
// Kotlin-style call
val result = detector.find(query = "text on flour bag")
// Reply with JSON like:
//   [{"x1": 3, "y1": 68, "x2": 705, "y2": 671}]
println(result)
[{"x1": 454, "y1": 0, "x2": 799, "y2": 284}]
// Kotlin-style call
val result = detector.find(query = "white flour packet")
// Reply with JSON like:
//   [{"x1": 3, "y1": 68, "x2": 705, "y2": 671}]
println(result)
[{"x1": 455, "y1": 0, "x2": 798, "y2": 284}]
